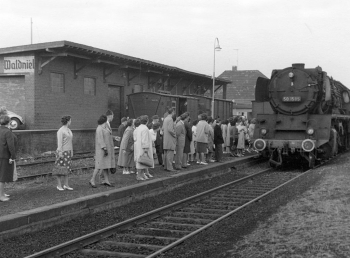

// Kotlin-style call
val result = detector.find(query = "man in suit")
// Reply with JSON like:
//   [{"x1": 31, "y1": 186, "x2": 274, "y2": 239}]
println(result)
[
  {"x1": 214, "y1": 118, "x2": 224, "y2": 162},
  {"x1": 162, "y1": 107, "x2": 176, "y2": 172},
  {"x1": 174, "y1": 113, "x2": 187, "y2": 170}
]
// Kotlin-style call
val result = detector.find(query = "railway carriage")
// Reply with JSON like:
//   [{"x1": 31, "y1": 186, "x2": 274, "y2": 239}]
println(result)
[
  {"x1": 128, "y1": 92, "x2": 233, "y2": 120},
  {"x1": 252, "y1": 63, "x2": 350, "y2": 168}
]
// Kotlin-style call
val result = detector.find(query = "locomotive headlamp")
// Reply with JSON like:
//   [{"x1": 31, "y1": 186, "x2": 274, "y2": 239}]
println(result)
[
  {"x1": 288, "y1": 72, "x2": 294, "y2": 78},
  {"x1": 307, "y1": 128, "x2": 314, "y2": 135},
  {"x1": 302, "y1": 139, "x2": 315, "y2": 152},
  {"x1": 254, "y1": 139, "x2": 266, "y2": 151},
  {"x1": 260, "y1": 128, "x2": 267, "y2": 135}
]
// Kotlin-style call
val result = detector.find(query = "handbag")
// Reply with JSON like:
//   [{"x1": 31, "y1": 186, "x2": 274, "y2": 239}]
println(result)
[
  {"x1": 110, "y1": 168, "x2": 116, "y2": 174},
  {"x1": 138, "y1": 153, "x2": 153, "y2": 167}
]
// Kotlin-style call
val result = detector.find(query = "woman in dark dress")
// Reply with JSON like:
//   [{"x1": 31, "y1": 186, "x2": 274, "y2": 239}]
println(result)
[
  {"x1": 182, "y1": 114, "x2": 192, "y2": 168},
  {"x1": 0, "y1": 115, "x2": 17, "y2": 202}
]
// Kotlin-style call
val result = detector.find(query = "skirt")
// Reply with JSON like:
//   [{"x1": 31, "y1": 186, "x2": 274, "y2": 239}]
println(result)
[
  {"x1": 196, "y1": 142, "x2": 208, "y2": 154},
  {"x1": 0, "y1": 158, "x2": 14, "y2": 183},
  {"x1": 52, "y1": 150, "x2": 72, "y2": 176}
]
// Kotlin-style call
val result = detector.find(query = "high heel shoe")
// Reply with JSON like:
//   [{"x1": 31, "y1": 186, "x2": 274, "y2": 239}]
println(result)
[
  {"x1": 89, "y1": 181, "x2": 97, "y2": 188},
  {"x1": 63, "y1": 185, "x2": 73, "y2": 191}
]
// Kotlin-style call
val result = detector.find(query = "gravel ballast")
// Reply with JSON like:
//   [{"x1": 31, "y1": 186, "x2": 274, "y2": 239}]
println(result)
[{"x1": 0, "y1": 162, "x2": 268, "y2": 258}]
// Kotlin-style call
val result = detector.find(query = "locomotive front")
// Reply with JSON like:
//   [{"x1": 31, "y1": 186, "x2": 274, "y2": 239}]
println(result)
[{"x1": 253, "y1": 63, "x2": 350, "y2": 167}]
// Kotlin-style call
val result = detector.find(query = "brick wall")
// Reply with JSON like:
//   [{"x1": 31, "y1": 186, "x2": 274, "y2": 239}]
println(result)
[{"x1": 14, "y1": 129, "x2": 96, "y2": 157}]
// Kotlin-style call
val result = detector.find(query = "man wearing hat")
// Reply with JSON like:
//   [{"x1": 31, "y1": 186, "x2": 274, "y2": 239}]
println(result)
[
  {"x1": 162, "y1": 107, "x2": 176, "y2": 172},
  {"x1": 174, "y1": 113, "x2": 187, "y2": 170}
]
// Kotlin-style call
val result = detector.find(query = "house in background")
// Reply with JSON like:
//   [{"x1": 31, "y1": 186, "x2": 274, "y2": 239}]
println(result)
[{"x1": 206, "y1": 66, "x2": 268, "y2": 118}]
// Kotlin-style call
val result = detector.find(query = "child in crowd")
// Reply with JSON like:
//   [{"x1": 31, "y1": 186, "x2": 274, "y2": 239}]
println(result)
[{"x1": 189, "y1": 119, "x2": 198, "y2": 162}]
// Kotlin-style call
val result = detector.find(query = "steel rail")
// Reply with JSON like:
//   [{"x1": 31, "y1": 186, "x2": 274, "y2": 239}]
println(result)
[
  {"x1": 145, "y1": 169, "x2": 310, "y2": 257},
  {"x1": 24, "y1": 166, "x2": 272, "y2": 258}
]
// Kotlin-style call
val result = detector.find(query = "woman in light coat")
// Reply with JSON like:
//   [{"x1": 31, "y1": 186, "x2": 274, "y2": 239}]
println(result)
[
  {"x1": 225, "y1": 119, "x2": 231, "y2": 153},
  {"x1": 221, "y1": 120, "x2": 228, "y2": 153},
  {"x1": 90, "y1": 115, "x2": 115, "y2": 187},
  {"x1": 117, "y1": 119, "x2": 135, "y2": 174},
  {"x1": 134, "y1": 115, "x2": 154, "y2": 181},
  {"x1": 236, "y1": 118, "x2": 248, "y2": 157}
]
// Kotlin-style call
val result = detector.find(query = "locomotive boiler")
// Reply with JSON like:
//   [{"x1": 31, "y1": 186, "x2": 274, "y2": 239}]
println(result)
[{"x1": 253, "y1": 63, "x2": 350, "y2": 167}]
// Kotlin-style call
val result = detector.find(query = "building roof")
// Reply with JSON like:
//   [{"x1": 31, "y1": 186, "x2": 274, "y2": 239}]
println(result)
[
  {"x1": 0, "y1": 41, "x2": 231, "y2": 85},
  {"x1": 213, "y1": 66, "x2": 268, "y2": 101}
]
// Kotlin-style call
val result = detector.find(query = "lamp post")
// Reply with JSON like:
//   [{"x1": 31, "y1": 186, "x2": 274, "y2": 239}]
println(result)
[{"x1": 212, "y1": 37, "x2": 222, "y2": 118}]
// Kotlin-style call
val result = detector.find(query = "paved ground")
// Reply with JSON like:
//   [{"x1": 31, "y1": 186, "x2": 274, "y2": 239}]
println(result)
[{"x1": 1, "y1": 156, "x2": 240, "y2": 216}]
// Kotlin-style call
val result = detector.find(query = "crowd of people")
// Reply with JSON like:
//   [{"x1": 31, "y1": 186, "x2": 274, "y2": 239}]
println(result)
[
  {"x1": 114, "y1": 107, "x2": 258, "y2": 181},
  {"x1": 0, "y1": 106, "x2": 258, "y2": 200}
]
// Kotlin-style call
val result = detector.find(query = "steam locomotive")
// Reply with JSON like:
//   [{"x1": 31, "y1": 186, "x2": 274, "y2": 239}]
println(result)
[{"x1": 253, "y1": 63, "x2": 350, "y2": 168}]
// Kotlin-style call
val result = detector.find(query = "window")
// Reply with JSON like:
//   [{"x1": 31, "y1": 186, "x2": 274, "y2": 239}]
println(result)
[
  {"x1": 50, "y1": 73, "x2": 64, "y2": 93},
  {"x1": 84, "y1": 77, "x2": 96, "y2": 96}
]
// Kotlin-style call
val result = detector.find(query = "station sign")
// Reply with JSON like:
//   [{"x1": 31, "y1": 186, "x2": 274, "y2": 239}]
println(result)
[{"x1": 3, "y1": 56, "x2": 35, "y2": 73}]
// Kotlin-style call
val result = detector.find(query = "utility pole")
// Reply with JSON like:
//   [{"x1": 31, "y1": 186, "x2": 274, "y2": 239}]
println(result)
[
  {"x1": 31, "y1": 18, "x2": 33, "y2": 44},
  {"x1": 234, "y1": 49, "x2": 239, "y2": 69}
]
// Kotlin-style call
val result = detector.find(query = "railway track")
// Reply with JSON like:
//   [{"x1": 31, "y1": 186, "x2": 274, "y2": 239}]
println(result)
[
  {"x1": 15, "y1": 149, "x2": 119, "y2": 181},
  {"x1": 25, "y1": 166, "x2": 304, "y2": 258}
]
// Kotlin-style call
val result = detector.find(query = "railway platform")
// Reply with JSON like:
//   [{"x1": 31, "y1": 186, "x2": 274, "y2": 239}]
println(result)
[{"x1": 0, "y1": 154, "x2": 258, "y2": 240}]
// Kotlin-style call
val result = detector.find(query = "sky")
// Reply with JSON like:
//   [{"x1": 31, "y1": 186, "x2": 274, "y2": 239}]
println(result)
[{"x1": 1, "y1": 0, "x2": 350, "y2": 85}]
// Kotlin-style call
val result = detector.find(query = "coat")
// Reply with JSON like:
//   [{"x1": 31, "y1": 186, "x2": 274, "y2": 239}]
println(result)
[
  {"x1": 225, "y1": 123, "x2": 231, "y2": 147},
  {"x1": 116, "y1": 123, "x2": 126, "y2": 147},
  {"x1": 208, "y1": 125, "x2": 214, "y2": 152},
  {"x1": 214, "y1": 124, "x2": 224, "y2": 145},
  {"x1": 0, "y1": 126, "x2": 16, "y2": 160},
  {"x1": 175, "y1": 120, "x2": 186, "y2": 149},
  {"x1": 237, "y1": 124, "x2": 247, "y2": 149},
  {"x1": 184, "y1": 120, "x2": 192, "y2": 154},
  {"x1": 196, "y1": 120, "x2": 209, "y2": 143},
  {"x1": 162, "y1": 114, "x2": 176, "y2": 150},
  {"x1": 134, "y1": 124, "x2": 154, "y2": 169},
  {"x1": 95, "y1": 123, "x2": 116, "y2": 169},
  {"x1": 221, "y1": 124, "x2": 227, "y2": 147},
  {"x1": 0, "y1": 126, "x2": 17, "y2": 182},
  {"x1": 117, "y1": 126, "x2": 135, "y2": 168}
]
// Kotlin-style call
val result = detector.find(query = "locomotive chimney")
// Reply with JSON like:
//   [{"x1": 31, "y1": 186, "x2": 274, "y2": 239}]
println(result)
[{"x1": 292, "y1": 63, "x2": 305, "y2": 69}]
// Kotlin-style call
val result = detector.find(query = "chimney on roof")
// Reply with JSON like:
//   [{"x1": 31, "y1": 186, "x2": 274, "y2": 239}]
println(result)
[{"x1": 232, "y1": 66, "x2": 237, "y2": 71}]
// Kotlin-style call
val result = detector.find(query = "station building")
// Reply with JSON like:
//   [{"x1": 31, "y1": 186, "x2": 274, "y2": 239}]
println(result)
[
  {"x1": 0, "y1": 41, "x2": 230, "y2": 156},
  {"x1": 0, "y1": 41, "x2": 230, "y2": 130}
]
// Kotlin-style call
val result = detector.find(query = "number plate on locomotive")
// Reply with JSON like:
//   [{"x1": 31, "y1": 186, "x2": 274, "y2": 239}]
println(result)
[{"x1": 282, "y1": 96, "x2": 301, "y2": 102}]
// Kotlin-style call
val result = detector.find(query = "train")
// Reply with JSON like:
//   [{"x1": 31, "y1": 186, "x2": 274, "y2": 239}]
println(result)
[
  {"x1": 127, "y1": 91, "x2": 233, "y2": 120},
  {"x1": 252, "y1": 63, "x2": 350, "y2": 168}
]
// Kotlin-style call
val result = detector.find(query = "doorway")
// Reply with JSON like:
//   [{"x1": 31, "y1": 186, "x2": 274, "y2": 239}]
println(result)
[{"x1": 108, "y1": 85, "x2": 123, "y2": 128}]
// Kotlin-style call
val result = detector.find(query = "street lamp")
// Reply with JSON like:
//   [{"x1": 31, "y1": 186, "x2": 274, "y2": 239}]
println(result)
[{"x1": 212, "y1": 37, "x2": 221, "y2": 118}]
